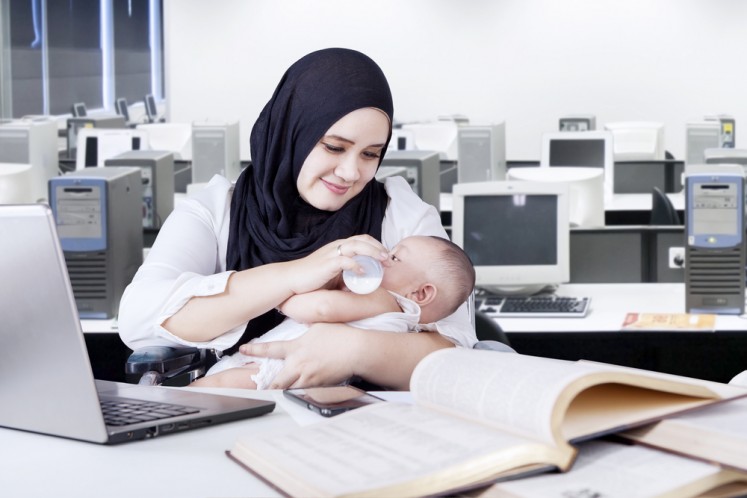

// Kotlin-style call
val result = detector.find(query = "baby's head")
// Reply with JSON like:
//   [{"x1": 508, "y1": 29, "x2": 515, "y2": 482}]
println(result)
[{"x1": 382, "y1": 235, "x2": 475, "y2": 324}]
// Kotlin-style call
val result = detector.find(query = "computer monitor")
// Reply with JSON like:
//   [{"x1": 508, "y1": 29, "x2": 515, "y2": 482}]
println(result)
[
  {"x1": 559, "y1": 114, "x2": 596, "y2": 132},
  {"x1": 604, "y1": 121, "x2": 665, "y2": 161},
  {"x1": 451, "y1": 181, "x2": 570, "y2": 296},
  {"x1": 75, "y1": 128, "x2": 150, "y2": 169},
  {"x1": 136, "y1": 123, "x2": 192, "y2": 160},
  {"x1": 0, "y1": 117, "x2": 59, "y2": 203},
  {"x1": 144, "y1": 94, "x2": 159, "y2": 123},
  {"x1": 115, "y1": 98, "x2": 130, "y2": 122},
  {"x1": 71, "y1": 102, "x2": 87, "y2": 117},
  {"x1": 541, "y1": 130, "x2": 614, "y2": 199},
  {"x1": 401, "y1": 121, "x2": 459, "y2": 160},
  {"x1": 0, "y1": 163, "x2": 36, "y2": 203},
  {"x1": 506, "y1": 167, "x2": 605, "y2": 228}
]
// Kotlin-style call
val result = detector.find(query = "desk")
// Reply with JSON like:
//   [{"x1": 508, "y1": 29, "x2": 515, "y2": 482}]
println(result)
[
  {"x1": 495, "y1": 283, "x2": 747, "y2": 383},
  {"x1": 0, "y1": 388, "x2": 284, "y2": 498},
  {"x1": 440, "y1": 192, "x2": 685, "y2": 227}
]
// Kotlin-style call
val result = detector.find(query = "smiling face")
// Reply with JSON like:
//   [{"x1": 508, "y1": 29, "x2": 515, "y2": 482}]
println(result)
[{"x1": 296, "y1": 107, "x2": 390, "y2": 211}]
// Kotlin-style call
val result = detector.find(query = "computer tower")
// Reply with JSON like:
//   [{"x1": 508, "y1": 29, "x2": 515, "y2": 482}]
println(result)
[
  {"x1": 457, "y1": 123, "x2": 506, "y2": 183},
  {"x1": 686, "y1": 120, "x2": 721, "y2": 166},
  {"x1": 705, "y1": 114, "x2": 736, "y2": 149},
  {"x1": 105, "y1": 150, "x2": 175, "y2": 229},
  {"x1": 380, "y1": 150, "x2": 441, "y2": 210},
  {"x1": 718, "y1": 115, "x2": 736, "y2": 148},
  {"x1": 67, "y1": 115, "x2": 127, "y2": 160},
  {"x1": 559, "y1": 114, "x2": 596, "y2": 132},
  {"x1": 191, "y1": 121, "x2": 241, "y2": 183},
  {"x1": 48, "y1": 167, "x2": 143, "y2": 319},
  {"x1": 684, "y1": 165, "x2": 746, "y2": 314},
  {"x1": 0, "y1": 117, "x2": 58, "y2": 202}
]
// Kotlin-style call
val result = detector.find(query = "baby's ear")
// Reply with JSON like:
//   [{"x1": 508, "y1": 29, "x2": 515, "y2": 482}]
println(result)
[{"x1": 411, "y1": 283, "x2": 438, "y2": 307}]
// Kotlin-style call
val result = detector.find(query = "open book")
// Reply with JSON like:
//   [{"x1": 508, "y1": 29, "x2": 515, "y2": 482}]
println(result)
[
  {"x1": 227, "y1": 349, "x2": 747, "y2": 498},
  {"x1": 621, "y1": 396, "x2": 747, "y2": 473},
  {"x1": 475, "y1": 439, "x2": 747, "y2": 498}
]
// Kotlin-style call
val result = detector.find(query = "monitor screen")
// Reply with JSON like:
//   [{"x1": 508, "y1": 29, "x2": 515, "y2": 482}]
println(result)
[
  {"x1": 72, "y1": 103, "x2": 87, "y2": 117},
  {"x1": 541, "y1": 131, "x2": 614, "y2": 199},
  {"x1": 144, "y1": 94, "x2": 157, "y2": 122},
  {"x1": 452, "y1": 181, "x2": 570, "y2": 295},
  {"x1": 115, "y1": 98, "x2": 130, "y2": 122},
  {"x1": 549, "y1": 139, "x2": 605, "y2": 167}
]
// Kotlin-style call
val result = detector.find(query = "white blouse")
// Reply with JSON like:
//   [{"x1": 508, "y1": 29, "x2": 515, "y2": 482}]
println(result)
[{"x1": 117, "y1": 174, "x2": 477, "y2": 351}]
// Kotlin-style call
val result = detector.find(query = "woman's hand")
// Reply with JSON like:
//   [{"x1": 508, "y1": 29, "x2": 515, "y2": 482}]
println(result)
[
  {"x1": 283, "y1": 234, "x2": 390, "y2": 296},
  {"x1": 240, "y1": 323, "x2": 455, "y2": 390},
  {"x1": 240, "y1": 323, "x2": 363, "y2": 389}
]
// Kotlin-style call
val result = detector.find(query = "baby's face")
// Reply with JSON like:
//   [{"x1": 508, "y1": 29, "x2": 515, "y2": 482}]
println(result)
[{"x1": 381, "y1": 236, "x2": 435, "y2": 297}]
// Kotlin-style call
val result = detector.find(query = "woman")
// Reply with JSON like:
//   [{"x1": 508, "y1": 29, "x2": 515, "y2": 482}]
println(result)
[{"x1": 118, "y1": 48, "x2": 476, "y2": 390}]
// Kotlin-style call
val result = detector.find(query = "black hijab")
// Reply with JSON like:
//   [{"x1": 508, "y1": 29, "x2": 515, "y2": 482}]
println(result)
[{"x1": 225, "y1": 48, "x2": 394, "y2": 347}]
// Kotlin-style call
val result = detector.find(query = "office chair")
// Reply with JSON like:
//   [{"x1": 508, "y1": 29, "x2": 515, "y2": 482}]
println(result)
[
  {"x1": 650, "y1": 186, "x2": 681, "y2": 225},
  {"x1": 125, "y1": 346, "x2": 217, "y2": 386}
]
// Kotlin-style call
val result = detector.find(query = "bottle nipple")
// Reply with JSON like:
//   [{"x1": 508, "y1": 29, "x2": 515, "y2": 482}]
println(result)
[{"x1": 343, "y1": 255, "x2": 384, "y2": 294}]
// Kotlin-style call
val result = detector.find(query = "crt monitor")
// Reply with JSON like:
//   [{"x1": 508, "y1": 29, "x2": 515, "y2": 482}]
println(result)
[
  {"x1": 71, "y1": 102, "x2": 87, "y2": 117},
  {"x1": 75, "y1": 128, "x2": 149, "y2": 169},
  {"x1": 451, "y1": 181, "x2": 570, "y2": 296},
  {"x1": 541, "y1": 130, "x2": 614, "y2": 199},
  {"x1": 144, "y1": 94, "x2": 159, "y2": 123},
  {"x1": 506, "y1": 166, "x2": 604, "y2": 228},
  {"x1": 603, "y1": 121, "x2": 665, "y2": 161},
  {"x1": 115, "y1": 98, "x2": 130, "y2": 122}
]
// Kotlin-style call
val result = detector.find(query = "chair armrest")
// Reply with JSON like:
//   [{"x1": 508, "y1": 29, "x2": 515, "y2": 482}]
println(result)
[{"x1": 125, "y1": 346, "x2": 203, "y2": 375}]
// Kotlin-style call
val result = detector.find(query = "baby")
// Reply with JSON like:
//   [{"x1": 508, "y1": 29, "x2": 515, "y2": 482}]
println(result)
[{"x1": 192, "y1": 235, "x2": 475, "y2": 389}]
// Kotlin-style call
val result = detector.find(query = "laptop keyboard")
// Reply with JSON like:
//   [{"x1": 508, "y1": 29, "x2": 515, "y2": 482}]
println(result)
[
  {"x1": 101, "y1": 398, "x2": 200, "y2": 426},
  {"x1": 479, "y1": 295, "x2": 591, "y2": 318}
]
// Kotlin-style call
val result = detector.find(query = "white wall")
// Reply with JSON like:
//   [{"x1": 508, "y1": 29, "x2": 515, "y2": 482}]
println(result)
[{"x1": 164, "y1": 0, "x2": 747, "y2": 161}]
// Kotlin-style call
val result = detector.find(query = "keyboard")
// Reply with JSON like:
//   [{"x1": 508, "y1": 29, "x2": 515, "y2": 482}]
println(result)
[
  {"x1": 478, "y1": 295, "x2": 591, "y2": 318},
  {"x1": 101, "y1": 398, "x2": 200, "y2": 426}
]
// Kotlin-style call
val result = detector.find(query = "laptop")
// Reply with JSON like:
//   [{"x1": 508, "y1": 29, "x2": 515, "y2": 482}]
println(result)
[{"x1": 0, "y1": 204, "x2": 275, "y2": 444}]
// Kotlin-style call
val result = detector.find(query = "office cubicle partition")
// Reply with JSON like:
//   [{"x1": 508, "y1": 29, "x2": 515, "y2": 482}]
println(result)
[{"x1": 570, "y1": 226, "x2": 685, "y2": 284}]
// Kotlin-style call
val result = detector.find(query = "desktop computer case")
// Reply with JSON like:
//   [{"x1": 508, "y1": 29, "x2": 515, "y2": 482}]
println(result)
[
  {"x1": 49, "y1": 167, "x2": 143, "y2": 319},
  {"x1": 105, "y1": 150, "x2": 175, "y2": 229}
]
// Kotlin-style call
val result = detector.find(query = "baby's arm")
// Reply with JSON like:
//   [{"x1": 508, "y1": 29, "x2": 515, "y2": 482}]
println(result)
[{"x1": 278, "y1": 287, "x2": 400, "y2": 324}]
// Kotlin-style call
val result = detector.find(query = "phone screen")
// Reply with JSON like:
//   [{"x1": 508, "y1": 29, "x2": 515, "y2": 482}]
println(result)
[{"x1": 283, "y1": 386, "x2": 384, "y2": 417}]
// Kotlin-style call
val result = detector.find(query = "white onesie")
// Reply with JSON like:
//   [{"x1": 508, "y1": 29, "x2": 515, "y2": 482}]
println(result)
[{"x1": 205, "y1": 291, "x2": 421, "y2": 389}]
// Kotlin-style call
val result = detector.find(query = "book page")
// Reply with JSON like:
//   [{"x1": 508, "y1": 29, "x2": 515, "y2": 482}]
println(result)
[
  {"x1": 410, "y1": 349, "x2": 729, "y2": 446},
  {"x1": 478, "y1": 440, "x2": 746, "y2": 498},
  {"x1": 410, "y1": 350, "x2": 606, "y2": 445},
  {"x1": 622, "y1": 397, "x2": 747, "y2": 472},
  {"x1": 231, "y1": 402, "x2": 566, "y2": 498}
]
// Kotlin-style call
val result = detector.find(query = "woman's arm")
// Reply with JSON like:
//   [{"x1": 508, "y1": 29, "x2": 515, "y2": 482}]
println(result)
[
  {"x1": 278, "y1": 287, "x2": 400, "y2": 324},
  {"x1": 160, "y1": 236, "x2": 391, "y2": 343},
  {"x1": 241, "y1": 324, "x2": 455, "y2": 390},
  {"x1": 118, "y1": 177, "x2": 391, "y2": 349}
]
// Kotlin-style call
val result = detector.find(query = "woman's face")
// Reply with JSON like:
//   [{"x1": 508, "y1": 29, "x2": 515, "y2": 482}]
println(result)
[{"x1": 297, "y1": 107, "x2": 390, "y2": 211}]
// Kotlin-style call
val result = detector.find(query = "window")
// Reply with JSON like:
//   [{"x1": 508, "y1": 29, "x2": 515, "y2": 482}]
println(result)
[{"x1": 1, "y1": 0, "x2": 163, "y2": 118}]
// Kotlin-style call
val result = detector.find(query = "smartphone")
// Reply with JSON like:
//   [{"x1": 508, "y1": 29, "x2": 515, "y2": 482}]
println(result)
[{"x1": 283, "y1": 385, "x2": 385, "y2": 417}]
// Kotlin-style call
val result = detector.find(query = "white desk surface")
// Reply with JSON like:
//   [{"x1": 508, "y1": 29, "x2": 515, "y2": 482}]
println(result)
[
  {"x1": 492, "y1": 283, "x2": 747, "y2": 333},
  {"x1": 82, "y1": 283, "x2": 747, "y2": 335},
  {"x1": 440, "y1": 192, "x2": 685, "y2": 213},
  {"x1": 1, "y1": 387, "x2": 402, "y2": 498}
]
